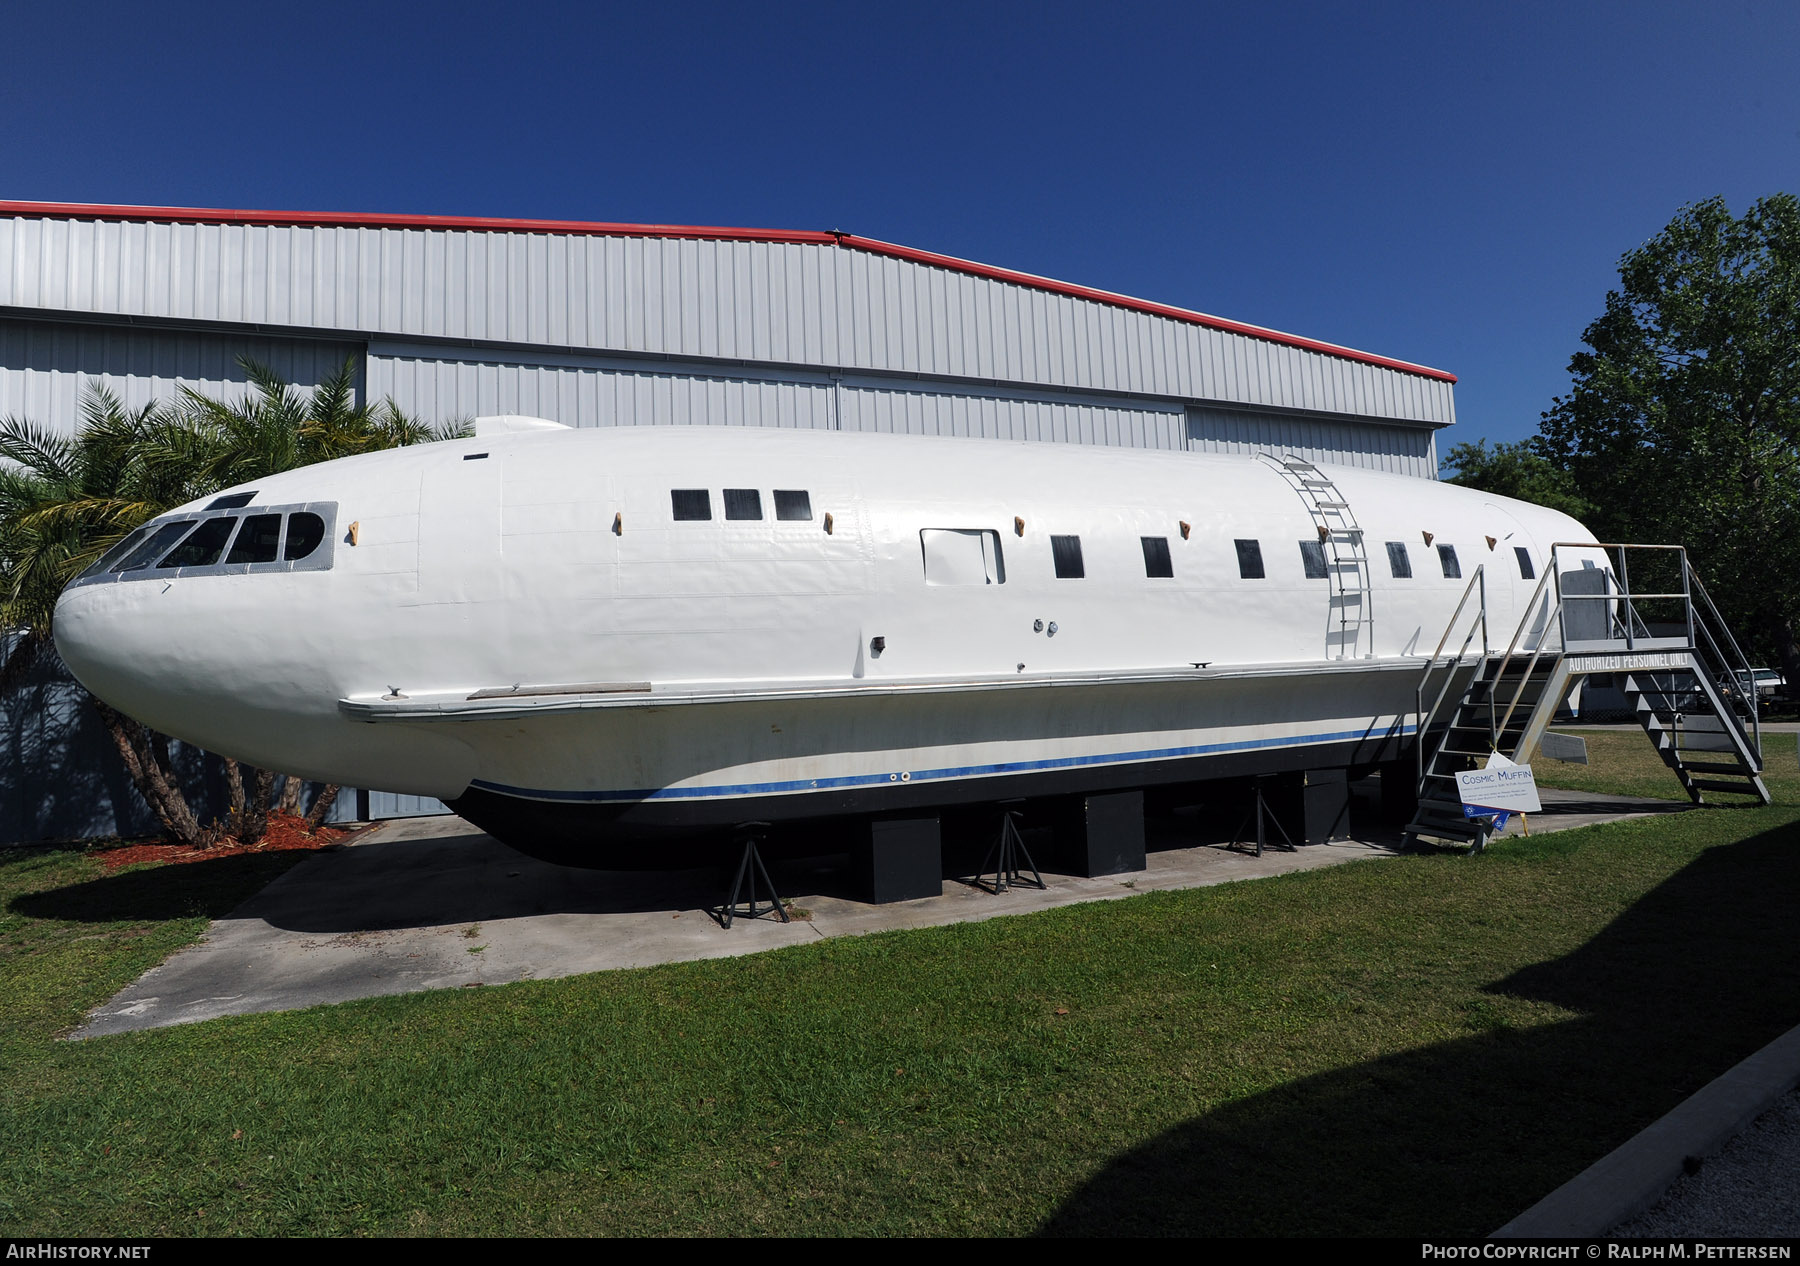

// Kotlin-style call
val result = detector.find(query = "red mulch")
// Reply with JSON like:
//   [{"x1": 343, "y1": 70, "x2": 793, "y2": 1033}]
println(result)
[{"x1": 93, "y1": 813, "x2": 356, "y2": 869}]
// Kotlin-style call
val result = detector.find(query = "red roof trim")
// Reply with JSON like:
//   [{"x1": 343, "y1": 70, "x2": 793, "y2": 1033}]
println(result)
[{"x1": 0, "y1": 201, "x2": 1457, "y2": 383}]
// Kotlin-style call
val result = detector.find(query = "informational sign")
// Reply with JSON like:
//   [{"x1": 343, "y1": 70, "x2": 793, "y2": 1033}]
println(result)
[
  {"x1": 1566, "y1": 651, "x2": 1692, "y2": 674},
  {"x1": 1538, "y1": 732, "x2": 1589, "y2": 765},
  {"x1": 1455, "y1": 752, "x2": 1542, "y2": 814}
]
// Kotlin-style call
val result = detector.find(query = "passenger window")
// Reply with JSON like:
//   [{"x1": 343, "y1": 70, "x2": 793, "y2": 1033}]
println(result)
[
  {"x1": 1051, "y1": 535, "x2": 1084, "y2": 579},
  {"x1": 1234, "y1": 539, "x2": 1265, "y2": 579},
  {"x1": 1386, "y1": 541, "x2": 1412, "y2": 579},
  {"x1": 1141, "y1": 537, "x2": 1173, "y2": 579},
  {"x1": 920, "y1": 529, "x2": 1005, "y2": 585},
  {"x1": 1438, "y1": 544, "x2": 1461, "y2": 579},
  {"x1": 1515, "y1": 546, "x2": 1535, "y2": 580},
  {"x1": 227, "y1": 515, "x2": 283, "y2": 564},
  {"x1": 774, "y1": 490, "x2": 812, "y2": 521},
  {"x1": 157, "y1": 517, "x2": 236, "y2": 569},
  {"x1": 671, "y1": 490, "x2": 711, "y2": 521},
  {"x1": 285, "y1": 513, "x2": 326, "y2": 561},
  {"x1": 724, "y1": 489, "x2": 763, "y2": 521},
  {"x1": 115, "y1": 521, "x2": 198, "y2": 572},
  {"x1": 1298, "y1": 539, "x2": 1329, "y2": 580}
]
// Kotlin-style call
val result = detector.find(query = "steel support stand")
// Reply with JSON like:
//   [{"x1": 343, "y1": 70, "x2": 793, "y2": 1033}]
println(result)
[
  {"x1": 1229, "y1": 776, "x2": 1298, "y2": 857},
  {"x1": 973, "y1": 803, "x2": 1045, "y2": 894},
  {"x1": 717, "y1": 822, "x2": 789, "y2": 929}
]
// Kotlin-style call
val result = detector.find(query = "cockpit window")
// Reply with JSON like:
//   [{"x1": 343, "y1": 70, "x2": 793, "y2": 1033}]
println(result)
[
  {"x1": 208, "y1": 491, "x2": 257, "y2": 510},
  {"x1": 157, "y1": 517, "x2": 236, "y2": 569},
  {"x1": 80, "y1": 524, "x2": 156, "y2": 579},
  {"x1": 226, "y1": 515, "x2": 282, "y2": 564},
  {"x1": 115, "y1": 521, "x2": 198, "y2": 572},
  {"x1": 69, "y1": 500, "x2": 338, "y2": 590},
  {"x1": 284, "y1": 513, "x2": 325, "y2": 561}
]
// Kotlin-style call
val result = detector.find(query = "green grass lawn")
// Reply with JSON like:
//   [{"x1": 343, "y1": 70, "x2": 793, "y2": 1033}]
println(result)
[{"x1": 3, "y1": 733, "x2": 1798, "y2": 1237}]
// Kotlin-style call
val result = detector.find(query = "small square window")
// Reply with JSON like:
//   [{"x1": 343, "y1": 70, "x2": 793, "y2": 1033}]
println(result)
[
  {"x1": 1386, "y1": 541, "x2": 1412, "y2": 579},
  {"x1": 1235, "y1": 539, "x2": 1265, "y2": 579},
  {"x1": 671, "y1": 489, "x2": 712, "y2": 521},
  {"x1": 1299, "y1": 539, "x2": 1328, "y2": 580},
  {"x1": 1141, "y1": 536, "x2": 1173, "y2": 579},
  {"x1": 1438, "y1": 544, "x2": 1461, "y2": 579},
  {"x1": 1515, "y1": 546, "x2": 1535, "y2": 580},
  {"x1": 774, "y1": 489, "x2": 811, "y2": 521},
  {"x1": 724, "y1": 489, "x2": 763, "y2": 520},
  {"x1": 1051, "y1": 535, "x2": 1085, "y2": 579}
]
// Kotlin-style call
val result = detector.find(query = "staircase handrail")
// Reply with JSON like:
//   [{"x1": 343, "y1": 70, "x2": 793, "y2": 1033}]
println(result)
[
  {"x1": 1415, "y1": 565, "x2": 1488, "y2": 786},
  {"x1": 1489, "y1": 561, "x2": 1565, "y2": 744},
  {"x1": 1688, "y1": 568, "x2": 1762, "y2": 759}
]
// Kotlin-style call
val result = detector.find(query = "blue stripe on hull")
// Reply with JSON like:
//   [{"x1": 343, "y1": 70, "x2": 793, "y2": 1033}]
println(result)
[{"x1": 468, "y1": 721, "x2": 1417, "y2": 805}]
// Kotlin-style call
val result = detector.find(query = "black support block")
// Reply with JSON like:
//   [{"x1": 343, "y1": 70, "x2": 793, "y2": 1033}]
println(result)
[
  {"x1": 1054, "y1": 789, "x2": 1147, "y2": 877},
  {"x1": 853, "y1": 816, "x2": 943, "y2": 904},
  {"x1": 1302, "y1": 768, "x2": 1352, "y2": 844},
  {"x1": 1377, "y1": 759, "x2": 1418, "y2": 825}
]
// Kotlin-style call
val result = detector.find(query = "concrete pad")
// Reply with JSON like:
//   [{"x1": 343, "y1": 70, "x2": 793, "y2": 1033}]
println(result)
[{"x1": 73, "y1": 785, "x2": 1684, "y2": 1039}]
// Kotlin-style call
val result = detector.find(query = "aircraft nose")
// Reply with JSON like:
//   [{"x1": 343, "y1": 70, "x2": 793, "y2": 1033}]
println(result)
[{"x1": 54, "y1": 579, "x2": 150, "y2": 718}]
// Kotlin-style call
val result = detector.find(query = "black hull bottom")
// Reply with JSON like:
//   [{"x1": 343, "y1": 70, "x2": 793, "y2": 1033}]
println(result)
[{"x1": 447, "y1": 734, "x2": 1400, "y2": 869}]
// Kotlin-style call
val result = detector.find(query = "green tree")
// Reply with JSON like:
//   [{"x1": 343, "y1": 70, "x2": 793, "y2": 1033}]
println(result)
[
  {"x1": 1537, "y1": 194, "x2": 1800, "y2": 683},
  {"x1": 1441, "y1": 437, "x2": 1591, "y2": 520},
  {"x1": 0, "y1": 361, "x2": 465, "y2": 846}
]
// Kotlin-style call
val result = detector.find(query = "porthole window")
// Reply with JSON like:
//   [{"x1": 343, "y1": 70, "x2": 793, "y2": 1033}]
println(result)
[
  {"x1": 1299, "y1": 539, "x2": 1329, "y2": 580},
  {"x1": 1438, "y1": 544, "x2": 1462, "y2": 579},
  {"x1": 774, "y1": 490, "x2": 811, "y2": 521},
  {"x1": 227, "y1": 514, "x2": 283, "y2": 565},
  {"x1": 1051, "y1": 535, "x2": 1085, "y2": 579},
  {"x1": 1141, "y1": 536, "x2": 1173, "y2": 579},
  {"x1": 157, "y1": 517, "x2": 236, "y2": 569},
  {"x1": 1234, "y1": 539, "x2": 1265, "y2": 580},
  {"x1": 1386, "y1": 541, "x2": 1413, "y2": 579},
  {"x1": 724, "y1": 488, "x2": 763, "y2": 521},
  {"x1": 671, "y1": 490, "x2": 711, "y2": 521},
  {"x1": 1515, "y1": 546, "x2": 1535, "y2": 580},
  {"x1": 284, "y1": 513, "x2": 326, "y2": 561}
]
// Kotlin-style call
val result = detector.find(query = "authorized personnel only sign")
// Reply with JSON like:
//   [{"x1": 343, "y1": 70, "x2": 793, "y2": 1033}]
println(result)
[{"x1": 1455, "y1": 752, "x2": 1542, "y2": 814}]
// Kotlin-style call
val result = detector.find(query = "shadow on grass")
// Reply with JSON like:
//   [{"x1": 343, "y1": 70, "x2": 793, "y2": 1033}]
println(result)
[
  {"x1": 1037, "y1": 815, "x2": 1800, "y2": 1238},
  {"x1": 10, "y1": 850, "x2": 314, "y2": 924}
]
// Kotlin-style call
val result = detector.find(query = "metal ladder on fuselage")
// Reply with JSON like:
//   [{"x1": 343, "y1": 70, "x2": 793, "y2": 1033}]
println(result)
[{"x1": 1260, "y1": 453, "x2": 1373, "y2": 659}]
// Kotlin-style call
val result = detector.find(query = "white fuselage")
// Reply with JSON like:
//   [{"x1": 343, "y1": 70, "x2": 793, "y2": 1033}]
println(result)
[{"x1": 54, "y1": 425, "x2": 1595, "y2": 846}]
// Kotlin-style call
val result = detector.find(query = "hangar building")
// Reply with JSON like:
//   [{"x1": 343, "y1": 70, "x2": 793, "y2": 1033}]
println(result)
[{"x1": 0, "y1": 200, "x2": 1459, "y2": 840}]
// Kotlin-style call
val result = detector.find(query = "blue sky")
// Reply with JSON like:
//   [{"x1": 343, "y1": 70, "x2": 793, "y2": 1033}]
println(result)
[{"x1": 5, "y1": 0, "x2": 1795, "y2": 458}]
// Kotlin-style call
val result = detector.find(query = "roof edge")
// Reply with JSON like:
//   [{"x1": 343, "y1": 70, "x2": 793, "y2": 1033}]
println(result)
[{"x1": 0, "y1": 200, "x2": 1458, "y2": 384}]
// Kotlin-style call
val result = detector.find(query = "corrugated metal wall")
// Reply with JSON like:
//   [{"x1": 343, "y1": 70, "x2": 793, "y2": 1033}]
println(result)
[
  {"x1": 368, "y1": 348, "x2": 835, "y2": 432},
  {"x1": 1186, "y1": 405, "x2": 1438, "y2": 478},
  {"x1": 0, "y1": 317, "x2": 361, "y2": 424},
  {"x1": 839, "y1": 383, "x2": 1185, "y2": 448},
  {"x1": 0, "y1": 214, "x2": 1457, "y2": 428}
]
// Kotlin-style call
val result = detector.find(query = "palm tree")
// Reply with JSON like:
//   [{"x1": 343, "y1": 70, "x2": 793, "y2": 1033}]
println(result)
[{"x1": 0, "y1": 360, "x2": 466, "y2": 846}]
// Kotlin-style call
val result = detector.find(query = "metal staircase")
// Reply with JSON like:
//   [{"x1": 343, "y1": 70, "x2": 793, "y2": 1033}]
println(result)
[
  {"x1": 1402, "y1": 543, "x2": 1768, "y2": 851},
  {"x1": 1261, "y1": 454, "x2": 1373, "y2": 659}
]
